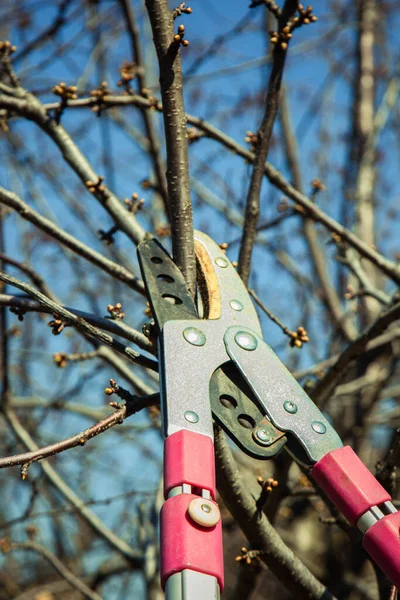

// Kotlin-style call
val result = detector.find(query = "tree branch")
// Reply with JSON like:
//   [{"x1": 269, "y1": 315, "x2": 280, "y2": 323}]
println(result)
[
  {"x1": 0, "y1": 294, "x2": 154, "y2": 354},
  {"x1": 238, "y1": 0, "x2": 297, "y2": 285},
  {"x1": 144, "y1": 0, "x2": 196, "y2": 294},
  {"x1": 0, "y1": 90, "x2": 146, "y2": 245},
  {"x1": 3, "y1": 406, "x2": 143, "y2": 563},
  {"x1": 0, "y1": 394, "x2": 159, "y2": 471},
  {"x1": 313, "y1": 301, "x2": 400, "y2": 407},
  {"x1": 4, "y1": 541, "x2": 102, "y2": 600},
  {"x1": 0, "y1": 273, "x2": 158, "y2": 372},
  {"x1": 118, "y1": 0, "x2": 169, "y2": 212},
  {"x1": 279, "y1": 88, "x2": 358, "y2": 341},
  {"x1": 214, "y1": 427, "x2": 336, "y2": 600},
  {"x1": 0, "y1": 185, "x2": 145, "y2": 295}
]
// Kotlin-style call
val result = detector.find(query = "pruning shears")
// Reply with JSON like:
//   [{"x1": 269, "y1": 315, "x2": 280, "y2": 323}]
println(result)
[{"x1": 137, "y1": 231, "x2": 400, "y2": 600}]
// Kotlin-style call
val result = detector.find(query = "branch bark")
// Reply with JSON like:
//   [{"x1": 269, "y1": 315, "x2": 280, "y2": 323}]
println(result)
[
  {"x1": 352, "y1": 0, "x2": 380, "y2": 322},
  {"x1": 0, "y1": 185, "x2": 145, "y2": 295},
  {"x1": 0, "y1": 272, "x2": 157, "y2": 372},
  {"x1": 6, "y1": 541, "x2": 103, "y2": 600},
  {"x1": 214, "y1": 427, "x2": 336, "y2": 600},
  {"x1": 0, "y1": 394, "x2": 159, "y2": 470},
  {"x1": 3, "y1": 406, "x2": 143, "y2": 564},
  {"x1": 144, "y1": 0, "x2": 196, "y2": 293},
  {"x1": 119, "y1": 0, "x2": 169, "y2": 212},
  {"x1": 238, "y1": 0, "x2": 297, "y2": 285}
]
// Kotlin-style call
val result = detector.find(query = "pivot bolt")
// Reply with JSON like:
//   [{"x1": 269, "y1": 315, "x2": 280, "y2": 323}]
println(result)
[
  {"x1": 283, "y1": 401, "x2": 298, "y2": 414},
  {"x1": 235, "y1": 331, "x2": 258, "y2": 351},
  {"x1": 183, "y1": 327, "x2": 206, "y2": 346},
  {"x1": 254, "y1": 427, "x2": 271, "y2": 446},
  {"x1": 188, "y1": 498, "x2": 220, "y2": 527}
]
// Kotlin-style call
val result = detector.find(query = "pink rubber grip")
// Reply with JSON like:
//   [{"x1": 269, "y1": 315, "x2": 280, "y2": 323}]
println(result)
[
  {"x1": 160, "y1": 493, "x2": 224, "y2": 590},
  {"x1": 312, "y1": 446, "x2": 390, "y2": 525},
  {"x1": 363, "y1": 512, "x2": 400, "y2": 587},
  {"x1": 164, "y1": 430, "x2": 216, "y2": 498}
]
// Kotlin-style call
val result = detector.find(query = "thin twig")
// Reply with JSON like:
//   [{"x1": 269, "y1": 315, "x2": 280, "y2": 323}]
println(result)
[
  {"x1": 0, "y1": 394, "x2": 159, "y2": 471},
  {"x1": 0, "y1": 294, "x2": 154, "y2": 354},
  {"x1": 238, "y1": 0, "x2": 298, "y2": 285},
  {"x1": 4, "y1": 540, "x2": 102, "y2": 600},
  {"x1": 0, "y1": 273, "x2": 158, "y2": 372},
  {"x1": 0, "y1": 185, "x2": 145, "y2": 295},
  {"x1": 3, "y1": 406, "x2": 144, "y2": 563},
  {"x1": 249, "y1": 288, "x2": 295, "y2": 338}
]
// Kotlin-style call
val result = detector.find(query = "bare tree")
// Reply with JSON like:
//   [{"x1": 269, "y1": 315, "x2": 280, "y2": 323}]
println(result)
[{"x1": 0, "y1": 1, "x2": 399, "y2": 599}]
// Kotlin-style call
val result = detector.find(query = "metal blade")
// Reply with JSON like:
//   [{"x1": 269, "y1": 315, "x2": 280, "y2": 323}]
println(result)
[
  {"x1": 210, "y1": 362, "x2": 287, "y2": 460},
  {"x1": 137, "y1": 237, "x2": 198, "y2": 331}
]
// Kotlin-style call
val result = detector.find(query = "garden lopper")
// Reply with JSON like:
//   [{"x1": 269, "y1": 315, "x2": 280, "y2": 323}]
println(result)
[{"x1": 137, "y1": 231, "x2": 400, "y2": 600}]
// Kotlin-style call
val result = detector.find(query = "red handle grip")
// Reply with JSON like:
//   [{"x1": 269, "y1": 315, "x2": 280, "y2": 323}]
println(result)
[
  {"x1": 161, "y1": 430, "x2": 224, "y2": 590},
  {"x1": 312, "y1": 446, "x2": 400, "y2": 586},
  {"x1": 160, "y1": 493, "x2": 224, "y2": 590}
]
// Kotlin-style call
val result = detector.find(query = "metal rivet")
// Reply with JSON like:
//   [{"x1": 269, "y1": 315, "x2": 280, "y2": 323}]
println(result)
[
  {"x1": 312, "y1": 421, "x2": 326, "y2": 434},
  {"x1": 235, "y1": 331, "x2": 258, "y2": 351},
  {"x1": 215, "y1": 257, "x2": 229, "y2": 268},
  {"x1": 183, "y1": 327, "x2": 206, "y2": 346},
  {"x1": 283, "y1": 401, "x2": 298, "y2": 414},
  {"x1": 230, "y1": 300, "x2": 243, "y2": 311},
  {"x1": 184, "y1": 410, "x2": 199, "y2": 423},
  {"x1": 254, "y1": 428, "x2": 271, "y2": 445},
  {"x1": 188, "y1": 498, "x2": 220, "y2": 527}
]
